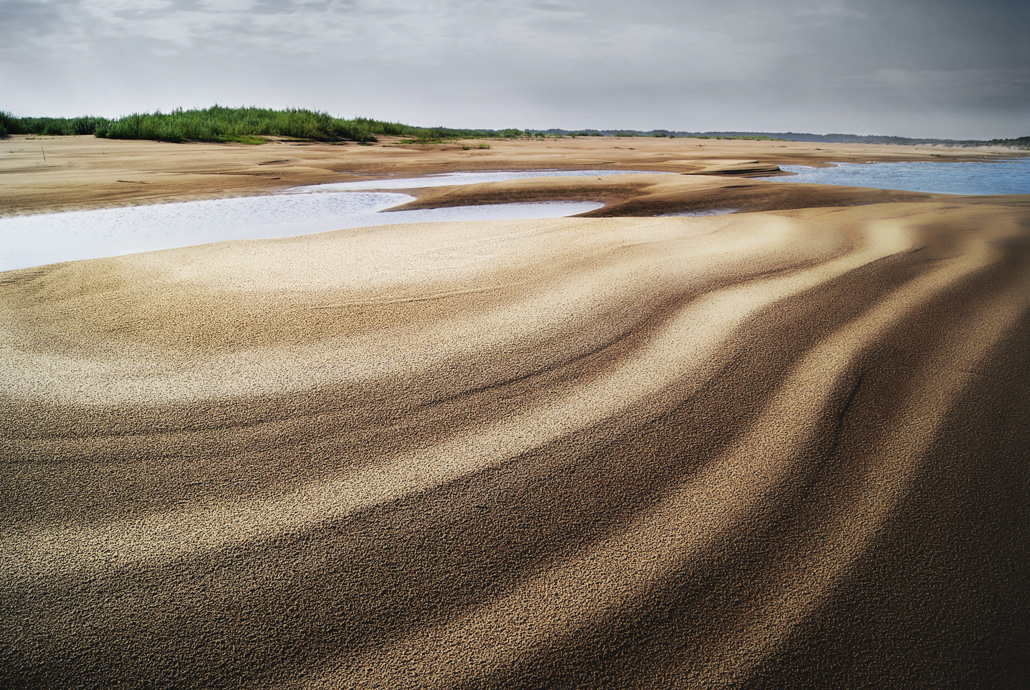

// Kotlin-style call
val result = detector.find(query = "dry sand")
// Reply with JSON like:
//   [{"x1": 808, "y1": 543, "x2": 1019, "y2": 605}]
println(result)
[{"x1": 1, "y1": 135, "x2": 1029, "y2": 687}]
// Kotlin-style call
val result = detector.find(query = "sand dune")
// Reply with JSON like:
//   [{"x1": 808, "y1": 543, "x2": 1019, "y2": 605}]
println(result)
[{"x1": 1, "y1": 139, "x2": 1029, "y2": 687}]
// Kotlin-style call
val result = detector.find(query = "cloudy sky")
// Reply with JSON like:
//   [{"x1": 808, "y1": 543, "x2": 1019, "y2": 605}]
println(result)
[{"x1": 3, "y1": 0, "x2": 1028, "y2": 138}]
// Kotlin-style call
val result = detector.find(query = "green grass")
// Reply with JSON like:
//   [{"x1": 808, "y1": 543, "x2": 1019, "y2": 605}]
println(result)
[
  {"x1": 92, "y1": 106, "x2": 382, "y2": 143},
  {"x1": 693, "y1": 134, "x2": 784, "y2": 141},
  {"x1": 0, "y1": 111, "x2": 109, "y2": 137},
  {"x1": 0, "y1": 106, "x2": 492, "y2": 144},
  {"x1": 0, "y1": 105, "x2": 513, "y2": 145},
  {"x1": 7, "y1": 108, "x2": 1022, "y2": 149}
]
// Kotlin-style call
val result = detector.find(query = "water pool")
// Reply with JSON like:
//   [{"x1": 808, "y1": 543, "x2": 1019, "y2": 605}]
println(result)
[
  {"x1": 0, "y1": 170, "x2": 668, "y2": 271},
  {"x1": 290, "y1": 169, "x2": 665, "y2": 192},
  {"x1": 760, "y1": 159, "x2": 1030, "y2": 195}
]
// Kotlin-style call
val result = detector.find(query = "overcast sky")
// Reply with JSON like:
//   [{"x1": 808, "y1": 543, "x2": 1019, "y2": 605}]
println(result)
[{"x1": 3, "y1": 0, "x2": 1028, "y2": 138}]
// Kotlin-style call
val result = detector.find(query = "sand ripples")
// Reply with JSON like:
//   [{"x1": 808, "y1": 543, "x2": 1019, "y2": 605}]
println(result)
[{"x1": 2, "y1": 202, "x2": 1028, "y2": 687}]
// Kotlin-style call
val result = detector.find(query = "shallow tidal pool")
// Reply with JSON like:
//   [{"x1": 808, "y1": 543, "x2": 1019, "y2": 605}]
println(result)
[{"x1": 0, "y1": 170, "x2": 674, "y2": 271}]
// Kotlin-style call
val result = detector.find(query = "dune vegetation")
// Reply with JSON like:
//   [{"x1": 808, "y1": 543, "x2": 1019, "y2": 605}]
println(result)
[
  {"x1": 0, "y1": 106, "x2": 500, "y2": 144},
  {"x1": 3, "y1": 107, "x2": 1027, "y2": 147}
]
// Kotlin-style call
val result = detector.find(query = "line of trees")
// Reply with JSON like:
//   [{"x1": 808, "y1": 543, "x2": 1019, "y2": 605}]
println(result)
[
  {"x1": 0, "y1": 106, "x2": 475, "y2": 144},
  {"x1": 2, "y1": 107, "x2": 1027, "y2": 148}
]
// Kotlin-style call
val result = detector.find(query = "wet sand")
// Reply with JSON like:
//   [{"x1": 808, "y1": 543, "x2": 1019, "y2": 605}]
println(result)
[
  {"x1": 0, "y1": 133, "x2": 1016, "y2": 215},
  {"x1": 1, "y1": 135, "x2": 1029, "y2": 687}
]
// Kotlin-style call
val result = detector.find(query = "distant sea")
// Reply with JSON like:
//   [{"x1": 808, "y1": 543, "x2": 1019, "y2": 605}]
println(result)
[{"x1": 762, "y1": 159, "x2": 1030, "y2": 195}]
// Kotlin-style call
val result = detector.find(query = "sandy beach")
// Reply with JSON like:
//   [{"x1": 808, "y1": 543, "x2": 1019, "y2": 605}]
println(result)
[{"x1": 1, "y1": 135, "x2": 1028, "y2": 687}]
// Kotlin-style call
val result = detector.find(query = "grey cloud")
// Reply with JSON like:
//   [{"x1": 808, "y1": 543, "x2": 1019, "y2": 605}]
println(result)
[
  {"x1": 2, "y1": 0, "x2": 1028, "y2": 138},
  {"x1": 0, "y1": 0, "x2": 76, "y2": 32}
]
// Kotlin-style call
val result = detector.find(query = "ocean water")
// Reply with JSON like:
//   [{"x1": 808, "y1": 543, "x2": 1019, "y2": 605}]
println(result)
[{"x1": 761, "y1": 159, "x2": 1030, "y2": 195}]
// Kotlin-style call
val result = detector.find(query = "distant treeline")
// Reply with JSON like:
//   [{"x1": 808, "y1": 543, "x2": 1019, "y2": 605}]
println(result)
[
  {"x1": 531, "y1": 128, "x2": 1030, "y2": 148},
  {"x1": 669, "y1": 130, "x2": 1030, "y2": 148},
  {"x1": 0, "y1": 113, "x2": 109, "y2": 138},
  {"x1": 1, "y1": 107, "x2": 1027, "y2": 148},
  {"x1": 0, "y1": 106, "x2": 495, "y2": 144}
]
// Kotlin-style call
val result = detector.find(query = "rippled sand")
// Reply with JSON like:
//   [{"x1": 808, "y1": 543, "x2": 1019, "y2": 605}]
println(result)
[{"x1": 2, "y1": 137, "x2": 1029, "y2": 687}]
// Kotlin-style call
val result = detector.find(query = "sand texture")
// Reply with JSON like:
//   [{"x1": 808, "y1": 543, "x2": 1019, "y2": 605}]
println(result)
[
  {"x1": 0, "y1": 133, "x2": 1013, "y2": 216},
  {"x1": 1, "y1": 136, "x2": 1029, "y2": 688}
]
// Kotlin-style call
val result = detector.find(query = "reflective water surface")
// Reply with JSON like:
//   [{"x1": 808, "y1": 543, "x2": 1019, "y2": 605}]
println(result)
[
  {"x1": 0, "y1": 170, "x2": 651, "y2": 271},
  {"x1": 290, "y1": 169, "x2": 666, "y2": 192},
  {"x1": 761, "y1": 159, "x2": 1030, "y2": 195}
]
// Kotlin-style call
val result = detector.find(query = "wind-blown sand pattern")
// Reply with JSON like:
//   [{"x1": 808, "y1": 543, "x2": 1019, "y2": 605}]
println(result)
[{"x1": 2, "y1": 137, "x2": 1029, "y2": 687}]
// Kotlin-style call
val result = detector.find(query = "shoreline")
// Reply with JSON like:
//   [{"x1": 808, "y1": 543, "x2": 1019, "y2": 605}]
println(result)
[{"x1": 2, "y1": 133, "x2": 1025, "y2": 217}]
